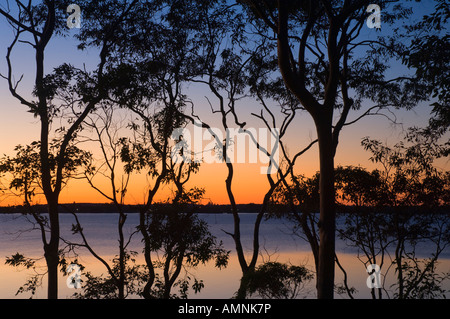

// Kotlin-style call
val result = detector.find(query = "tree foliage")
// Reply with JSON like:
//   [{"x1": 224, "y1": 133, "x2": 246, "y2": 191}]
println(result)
[
  {"x1": 245, "y1": 261, "x2": 313, "y2": 299},
  {"x1": 0, "y1": 140, "x2": 91, "y2": 204}
]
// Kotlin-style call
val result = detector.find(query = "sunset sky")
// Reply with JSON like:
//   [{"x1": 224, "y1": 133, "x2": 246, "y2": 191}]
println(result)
[{"x1": 0, "y1": 1, "x2": 447, "y2": 206}]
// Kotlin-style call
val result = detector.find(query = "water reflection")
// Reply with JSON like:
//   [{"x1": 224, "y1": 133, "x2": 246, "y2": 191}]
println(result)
[{"x1": 0, "y1": 213, "x2": 449, "y2": 298}]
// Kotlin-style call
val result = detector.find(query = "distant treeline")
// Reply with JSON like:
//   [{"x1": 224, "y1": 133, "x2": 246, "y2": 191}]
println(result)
[
  {"x1": 0, "y1": 203, "x2": 264, "y2": 214},
  {"x1": 0, "y1": 203, "x2": 448, "y2": 215}
]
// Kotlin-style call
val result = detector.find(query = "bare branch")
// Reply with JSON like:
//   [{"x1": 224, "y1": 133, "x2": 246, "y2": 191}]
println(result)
[{"x1": 0, "y1": 6, "x2": 43, "y2": 37}]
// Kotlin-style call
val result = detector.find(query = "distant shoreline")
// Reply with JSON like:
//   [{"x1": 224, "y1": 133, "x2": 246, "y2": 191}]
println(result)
[
  {"x1": 0, "y1": 203, "x2": 264, "y2": 214},
  {"x1": 0, "y1": 203, "x2": 448, "y2": 215}
]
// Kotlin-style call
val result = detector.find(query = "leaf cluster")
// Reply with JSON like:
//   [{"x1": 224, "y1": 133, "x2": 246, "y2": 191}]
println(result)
[
  {"x1": 245, "y1": 261, "x2": 313, "y2": 299},
  {"x1": 145, "y1": 204, "x2": 229, "y2": 269},
  {"x1": 0, "y1": 140, "x2": 92, "y2": 203}
]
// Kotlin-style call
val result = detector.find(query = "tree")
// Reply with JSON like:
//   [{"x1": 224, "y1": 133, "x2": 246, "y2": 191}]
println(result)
[
  {"x1": 333, "y1": 129, "x2": 449, "y2": 299},
  {"x1": 155, "y1": 0, "x2": 319, "y2": 299},
  {"x1": 71, "y1": 250, "x2": 146, "y2": 299},
  {"x1": 337, "y1": 169, "x2": 450, "y2": 299},
  {"x1": 357, "y1": 132, "x2": 450, "y2": 299},
  {"x1": 239, "y1": 0, "x2": 429, "y2": 298},
  {"x1": 0, "y1": 0, "x2": 145, "y2": 298},
  {"x1": 245, "y1": 261, "x2": 313, "y2": 299},
  {"x1": 119, "y1": 105, "x2": 229, "y2": 299},
  {"x1": 144, "y1": 200, "x2": 229, "y2": 299},
  {"x1": 60, "y1": 105, "x2": 137, "y2": 299},
  {"x1": 270, "y1": 127, "x2": 450, "y2": 299},
  {"x1": 0, "y1": 140, "x2": 91, "y2": 297},
  {"x1": 401, "y1": 0, "x2": 450, "y2": 135}
]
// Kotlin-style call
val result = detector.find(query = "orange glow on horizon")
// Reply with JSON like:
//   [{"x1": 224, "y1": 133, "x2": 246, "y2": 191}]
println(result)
[
  {"x1": 58, "y1": 162, "x2": 291, "y2": 206},
  {"x1": 0, "y1": 162, "x2": 291, "y2": 207}
]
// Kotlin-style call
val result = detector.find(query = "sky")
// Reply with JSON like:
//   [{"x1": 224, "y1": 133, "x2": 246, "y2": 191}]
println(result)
[{"x1": 0, "y1": 1, "x2": 448, "y2": 206}]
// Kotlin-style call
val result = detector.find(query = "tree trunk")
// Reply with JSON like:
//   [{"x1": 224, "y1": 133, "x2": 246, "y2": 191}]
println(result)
[
  {"x1": 316, "y1": 121, "x2": 336, "y2": 299},
  {"x1": 140, "y1": 207, "x2": 155, "y2": 299},
  {"x1": 118, "y1": 209, "x2": 127, "y2": 299},
  {"x1": 44, "y1": 199, "x2": 60, "y2": 299},
  {"x1": 40, "y1": 108, "x2": 60, "y2": 299},
  {"x1": 236, "y1": 269, "x2": 253, "y2": 299},
  {"x1": 225, "y1": 160, "x2": 251, "y2": 300},
  {"x1": 44, "y1": 244, "x2": 58, "y2": 299}
]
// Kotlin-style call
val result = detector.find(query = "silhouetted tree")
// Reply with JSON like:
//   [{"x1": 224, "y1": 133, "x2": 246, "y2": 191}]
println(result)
[
  {"x1": 70, "y1": 250, "x2": 146, "y2": 299},
  {"x1": 0, "y1": 140, "x2": 91, "y2": 297},
  {"x1": 156, "y1": 0, "x2": 319, "y2": 299},
  {"x1": 355, "y1": 132, "x2": 450, "y2": 299},
  {"x1": 145, "y1": 200, "x2": 229, "y2": 299},
  {"x1": 400, "y1": 0, "x2": 449, "y2": 135},
  {"x1": 239, "y1": 0, "x2": 432, "y2": 298},
  {"x1": 332, "y1": 128, "x2": 449, "y2": 299},
  {"x1": 271, "y1": 128, "x2": 449, "y2": 299},
  {"x1": 245, "y1": 261, "x2": 313, "y2": 299},
  {"x1": 338, "y1": 171, "x2": 450, "y2": 298},
  {"x1": 0, "y1": 0, "x2": 143, "y2": 298},
  {"x1": 62, "y1": 106, "x2": 137, "y2": 299}
]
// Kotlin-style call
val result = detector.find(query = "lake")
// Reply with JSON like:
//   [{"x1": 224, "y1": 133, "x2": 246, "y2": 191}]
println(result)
[{"x1": 0, "y1": 213, "x2": 449, "y2": 299}]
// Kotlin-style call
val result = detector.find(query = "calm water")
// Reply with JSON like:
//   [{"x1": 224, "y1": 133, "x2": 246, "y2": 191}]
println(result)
[{"x1": 0, "y1": 213, "x2": 449, "y2": 299}]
